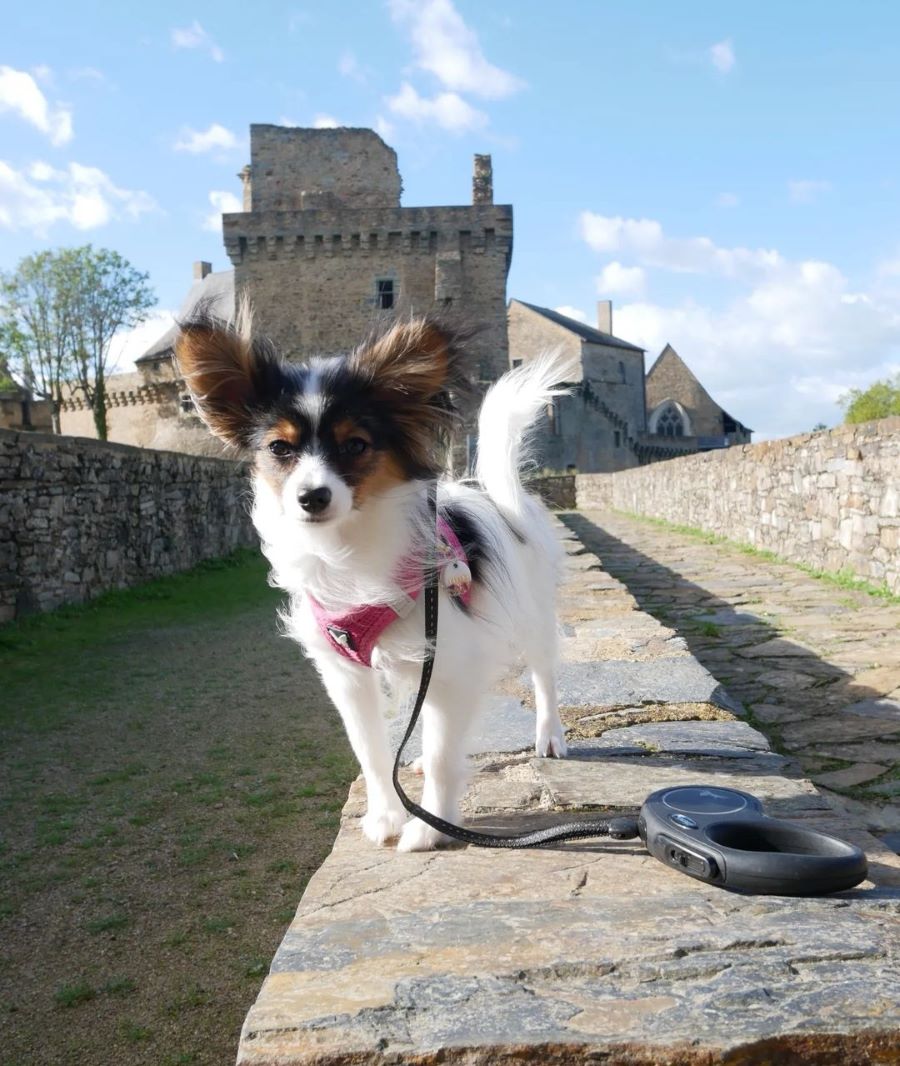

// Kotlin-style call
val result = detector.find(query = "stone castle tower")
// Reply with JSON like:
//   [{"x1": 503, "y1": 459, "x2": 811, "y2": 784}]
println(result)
[{"x1": 222, "y1": 125, "x2": 513, "y2": 379}]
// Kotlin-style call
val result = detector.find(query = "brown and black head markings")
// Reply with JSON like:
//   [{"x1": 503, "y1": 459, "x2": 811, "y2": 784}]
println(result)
[{"x1": 175, "y1": 313, "x2": 475, "y2": 505}]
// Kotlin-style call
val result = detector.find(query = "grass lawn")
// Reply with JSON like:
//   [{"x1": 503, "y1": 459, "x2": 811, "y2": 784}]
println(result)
[{"x1": 0, "y1": 552, "x2": 356, "y2": 1066}]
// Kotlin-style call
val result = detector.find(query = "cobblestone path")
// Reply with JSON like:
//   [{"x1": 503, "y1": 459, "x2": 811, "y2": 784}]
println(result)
[{"x1": 564, "y1": 510, "x2": 900, "y2": 850}]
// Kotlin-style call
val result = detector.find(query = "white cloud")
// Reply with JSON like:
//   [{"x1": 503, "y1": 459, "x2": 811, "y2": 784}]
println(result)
[
  {"x1": 580, "y1": 210, "x2": 900, "y2": 438},
  {"x1": 389, "y1": 0, "x2": 525, "y2": 99},
  {"x1": 598, "y1": 261, "x2": 646, "y2": 297},
  {"x1": 788, "y1": 179, "x2": 832, "y2": 204},
  {"x1": 312, "y1": 114, "x2": 341, "y2": 129},
  {"x1": 579, "y1": 212, "x2": 782, "y2": 279},
  {"x1": 171, "y1": 20, "x2": 224, "y2": 62},
  {"x1": 108, "y1": 310, "x2": 177, "y2": 374},
  {"x1": 0, "y1": 65, "x2": 73, "y2": 146},
  {"x1": 0, "y1": 159, "x2": 156, "y2": 234},
  {"x1": 387, "y1": 82, "x2": 487, "y2": 134},
  {"x1": 709, "y1": 38, "x2": 736, "y2": 74},
  {"x1": 554, "y1": 305, "x2": 588, "y2": 323},
  {"x1": 173, "y1": 123, "x2": 240, "y2": 154},
  {"x1": 203, "y1": 189, "x2": 242, "y2": 231},
  {"x1": 716, "y1": 191, "x2": 740, "y2": 208}
]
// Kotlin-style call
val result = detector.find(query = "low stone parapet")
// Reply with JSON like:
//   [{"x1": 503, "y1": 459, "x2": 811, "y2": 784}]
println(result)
[
  {"x1": 238, "y1": 519, "x2": 900, "y2": 1064},
  {"x1": 0, "y1": 429, "x2": 255, "y2": 621},
  {"x1": 576, "y1": 417, "x2": 900, "y2": 594}
]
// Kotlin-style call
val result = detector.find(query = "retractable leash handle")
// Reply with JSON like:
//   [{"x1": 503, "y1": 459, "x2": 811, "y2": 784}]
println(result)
[{"x1": 389, "y1": 483, "x2": 639, "y2": 849}]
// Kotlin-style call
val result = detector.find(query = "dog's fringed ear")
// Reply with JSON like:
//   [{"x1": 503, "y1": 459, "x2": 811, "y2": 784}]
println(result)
[
  {"x1": 175, "y1": 313, "x2": 277, "y2": 448},
  {"x1": 351, "y1": 317, "x2": 474, "y2": 407},
  {"x1": 349, "y1": 316, "x2": 476, "y2": 474}
]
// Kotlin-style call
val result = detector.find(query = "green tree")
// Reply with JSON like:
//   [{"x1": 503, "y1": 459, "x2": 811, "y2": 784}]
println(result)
[
  {"x1": 1, "y1": 246, "x2": 155, "y2": 439},
  {"x1": 66, "y1": 247, "x2": 155, "y2": 440},
  {"x1": 839, "y1": 373, "x2": 900, "y2": 424},
  {"x1": 1, "y1": 251, "x2": 77, "y2": 433}
]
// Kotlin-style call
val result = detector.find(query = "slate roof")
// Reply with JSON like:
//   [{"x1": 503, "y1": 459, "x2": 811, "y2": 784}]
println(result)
[
  {"x1": 136, "y1": 270, "x2": 234, "y2": 364},
  {"x1": 513, "y1": 300, "x2": 645, "y2": 353}
]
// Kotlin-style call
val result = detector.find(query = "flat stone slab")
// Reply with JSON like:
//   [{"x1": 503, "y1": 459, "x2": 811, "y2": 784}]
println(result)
[
  {"x1": 555, "y1": 660, "x2": 743, "y2": 716},
  {"x1": 695, "y1": 609, "x2": 769, "y2": 626},
  {"x1": 599, "y1": 720, "x2": 771, "y2": 757},
  {"x1": 240, "y1": 795, "x2": 900, "y2": 1064},
  {"x1": 813, "y1": 763, "x2": 889, "y2": 789},
  {"x1": 388, "y1": 695, "x2": 537, "y2": 763}
]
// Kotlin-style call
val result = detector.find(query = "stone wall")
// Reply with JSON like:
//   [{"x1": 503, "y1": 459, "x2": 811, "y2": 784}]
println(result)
[
  {"x1": 246, "y1": 125, "x2": 402, "y2": 211},
  {"x1": 226, "y1": 204, "x2": 512, "y2": 378},
  {"x1": 525, "y1": 474, "x2": 576, "y2": 509},
  {"x1": 0, "y1": 429, "x2": 256, "y2": 622},
  {"x1": 576, "y1": 417, "x2": 900, "y2": 594}
]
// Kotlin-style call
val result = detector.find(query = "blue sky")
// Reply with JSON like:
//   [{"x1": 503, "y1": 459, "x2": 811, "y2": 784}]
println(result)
[{"x1": 4, "y1": 0, "x2": 900, "y2": 439}]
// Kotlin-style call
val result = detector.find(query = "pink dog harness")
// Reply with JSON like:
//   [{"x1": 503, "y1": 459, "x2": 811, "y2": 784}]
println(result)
[{"x1": 309, "y1": 516, "x2": 471, "y2": 667}]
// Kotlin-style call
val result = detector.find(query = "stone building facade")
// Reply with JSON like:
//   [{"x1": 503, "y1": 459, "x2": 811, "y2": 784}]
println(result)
[
  {"x1": 508, "y1": 299, "x2": 649, "y2": 472},
  {"x1": 646, "y1": 343, "x2": 752, "y2": 447},
  {"x1": 507, "y1": 300, "x2": 715, "y2": 473},
  {"x1": 223, "y1": 125, "x2": 512, "y2": 380}
]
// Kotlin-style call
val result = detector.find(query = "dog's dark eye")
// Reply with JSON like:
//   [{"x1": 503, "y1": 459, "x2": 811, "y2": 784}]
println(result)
[
  {"x1": 268, "y1": 439, "x2": 293, "y2": 458},
  {"x1": 340, "y1": 437, "x2": 369, "y2": 457}
]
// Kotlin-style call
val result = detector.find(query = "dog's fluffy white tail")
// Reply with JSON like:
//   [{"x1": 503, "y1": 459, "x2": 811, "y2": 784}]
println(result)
[{"x1": 475, "y1": 349, "x2": 579, "y2": 516}]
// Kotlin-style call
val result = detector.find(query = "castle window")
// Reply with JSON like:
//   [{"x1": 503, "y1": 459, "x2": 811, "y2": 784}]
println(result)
[
  {"x1": 618, "y1": 360, "x2": 626, "y2": 383},
  {"x1": 511, "y1": 358, "x2": 523, "y2": 368},
  {"x1": 376, "y1": 278, "x2": 395, "y2": 309},
  {"x1": 180, "y1": 393, "x2": 195, "y2": 413},
  {"x1": 614, "y1": 430, "x2": 621, "y2": 447},
  {"x1": 657, "y1": 405, "x2": 685, "y2": 437},
  {"x1": 547, "y1": 399, "x2": 562, "y2": 436}
]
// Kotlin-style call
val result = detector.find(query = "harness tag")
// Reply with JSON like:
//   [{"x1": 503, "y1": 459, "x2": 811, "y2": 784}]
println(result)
[{"x1": 326, "y1": 624, "x2": 354, "y2": 651}]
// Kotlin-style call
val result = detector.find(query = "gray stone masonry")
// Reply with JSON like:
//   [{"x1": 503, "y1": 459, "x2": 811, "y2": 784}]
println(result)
[
  {"x1": 577, "y1": 416, "x2": 900, "y2": 594},
  {"x1": 0, "y1": 429, "x2": 255, "y2": 622},
  {"x1": 237, "y1": 518, "x2": 900, "y2": 1064},
  {"x1": 225, "y1": 126, "x2": 512, "y2": 380}
]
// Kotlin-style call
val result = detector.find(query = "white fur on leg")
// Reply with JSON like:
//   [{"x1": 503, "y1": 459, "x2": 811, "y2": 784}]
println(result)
[
  {"x1": 394, "y1": 675, "x2": 482, "y2": 851},
  {"x1": 532, "y1": 660, "x2": 568, "y2": 758},
  {"x1": 314, "y1": 654, "x2": 407, "y2": 845},
  {"x1": 362, "y1": 807, "x2": 407, "y2": 845},
  {"x1": 535, "y1": 721, "x2": 568, "y2": 758},
  {"x1": 397, "y1": 818, "x2": 453, "y2": 852}
]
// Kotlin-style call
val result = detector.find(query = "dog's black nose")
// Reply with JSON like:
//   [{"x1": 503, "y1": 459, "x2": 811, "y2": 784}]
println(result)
[{"x1": 298, "y1": 486, "x2": 332, "y2": 514}]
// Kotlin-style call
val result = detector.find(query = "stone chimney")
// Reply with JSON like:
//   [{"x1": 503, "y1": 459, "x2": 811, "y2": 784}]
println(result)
[
  {"x1": 238, "y1": 164, "x2": 252, "y2": 211},
  {"x1": 597, "y1": 300, "x2": 613, "y2": 335},
  {"x1": 472, "y1": 154, "x2": 493, "y2": 205},
  {"x1": 193, "y1": 261, "x2": 213, "y2": 281}
]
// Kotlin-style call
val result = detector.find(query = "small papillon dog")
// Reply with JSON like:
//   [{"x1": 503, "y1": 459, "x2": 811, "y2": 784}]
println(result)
[{"x1": 176, "y1": 312, "x2": 572, "y2": 851}]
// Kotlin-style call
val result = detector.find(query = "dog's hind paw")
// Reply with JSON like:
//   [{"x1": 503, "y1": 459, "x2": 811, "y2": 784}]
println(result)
[
  {"x1": 362, "y1": 806, "x2": 407, "y2": 846},
  {"x1": 397, "y1": 818, "x2": 453, "y2": 852},
  {"x1": 536, "y1": 726, "x2": 568, "y2": 759}
]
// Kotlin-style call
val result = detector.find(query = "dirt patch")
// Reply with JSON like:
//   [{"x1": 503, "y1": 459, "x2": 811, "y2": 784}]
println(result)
[{"x1": 562, "y1": 701, "x2": 735, "y2": 739}]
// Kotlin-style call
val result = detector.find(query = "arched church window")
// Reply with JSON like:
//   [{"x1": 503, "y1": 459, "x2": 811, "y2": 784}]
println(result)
[{"x1": 657, "y1": 404, "x2": 685, "y2": 437}]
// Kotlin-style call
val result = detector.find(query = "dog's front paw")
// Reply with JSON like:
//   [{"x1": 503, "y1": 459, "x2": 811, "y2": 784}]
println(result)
[
  {"x1": 536, "y1": 725, "x2": 568, "y2": 758},
  {"x1": 361, "y1": 806, "x2": 407, "y2": 846},
  {"x1": 397, "y1": 818, "x2": 454, "y2": 852}
]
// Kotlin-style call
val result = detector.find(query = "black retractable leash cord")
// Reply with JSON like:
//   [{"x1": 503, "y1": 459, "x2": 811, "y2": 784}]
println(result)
[{"x1": 390, "y1": 484, "x2": 869, "y2": 895}]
